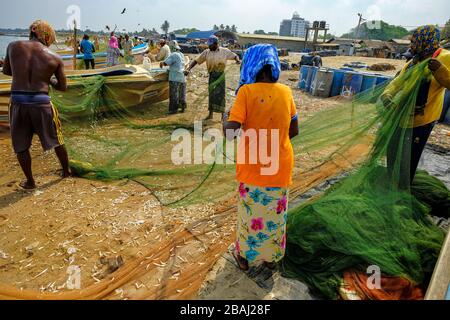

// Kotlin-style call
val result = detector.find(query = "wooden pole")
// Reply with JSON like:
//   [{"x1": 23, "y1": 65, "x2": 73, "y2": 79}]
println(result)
[
  {"x1": 425, "y1": 231, "x2": 450, "y2": 300},
  {"x1": 353, "y1": 13, "x2": 364, "y2": 56},
  {"x1": 73, "y1": 19, "x2": 77, "y2": 70}
]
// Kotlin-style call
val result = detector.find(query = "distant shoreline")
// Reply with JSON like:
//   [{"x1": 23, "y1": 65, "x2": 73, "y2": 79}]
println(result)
[{"x1": 0, "y1": 34, "x2": 28, "y2": 38}]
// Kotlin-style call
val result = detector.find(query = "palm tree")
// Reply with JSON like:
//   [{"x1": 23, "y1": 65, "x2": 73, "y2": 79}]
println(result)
[
  {"x1": 231, "y1": 25, "x2": 237, "y2": 33},
  {"x1": 161, "y1": 20, "x2": 170, "y2": 35},
  {"x1": 213, "y1": 25, "x2": 219, "y2": 31},
  {"x1": 444, "y1": 19, "x2": 450, "y2": 40},
  {"x1": 219, "y1": 24, "x2": 225, "y2": 30}
]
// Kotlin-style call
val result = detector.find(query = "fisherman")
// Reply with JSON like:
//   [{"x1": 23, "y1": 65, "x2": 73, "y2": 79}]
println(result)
[
  {"x1": 312, "y1": 52, "x2": 323, "y2": 67},
  {"x1": 117, "y1": 35, "x2": 124, "y2": 50},
  {"x1": 185, "y1": 35, "x2": 240, "y2": 120},
  {"x1": 160, "y1": 41, "x2": 187, "y2": 114},
  {"x1": 156, "y1": 39, "x2": 171, "y2": 62},
  {"x1": 382, "y1": 25, "x2": 450, "y2": 187},
  {"x1": 93, "y1": 35, "x2": 100, "y2": 51},
  {"x1": 2, "y1": 20, "x2": 71, "y2": 190},
  {"x1": 149, "y1": 39, "x2": 157, "y2": 51},
  {"x1": 134, "y1": 36, "x2": 143, "y2": 46},
  {"x1": 80, "y1": 34, "x2": 96, "y2": 70},
  {"x1": 121, "y1": 34, "x2": 134, "y2": 65},
  {"x1": 222, "y1": 44, "x2": 299, "y2": 270}
]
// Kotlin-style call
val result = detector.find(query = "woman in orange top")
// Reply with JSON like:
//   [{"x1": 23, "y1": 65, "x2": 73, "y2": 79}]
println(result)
[{"x1": 223, "y1": 44, "x2": 299, "y2": 270}]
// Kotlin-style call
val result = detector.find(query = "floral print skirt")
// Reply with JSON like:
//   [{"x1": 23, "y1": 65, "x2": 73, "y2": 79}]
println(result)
[{"x1": 235, "y1": 182, "x2": 289, "y2": 264}]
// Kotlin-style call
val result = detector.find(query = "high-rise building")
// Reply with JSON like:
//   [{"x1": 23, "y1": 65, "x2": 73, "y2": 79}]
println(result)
[
  {"x1": 279, "y1": 12, "x2": 310, "y2": 38},
  {"x1": 279, "y1": 19, "x2": 292, "y2": 37}
]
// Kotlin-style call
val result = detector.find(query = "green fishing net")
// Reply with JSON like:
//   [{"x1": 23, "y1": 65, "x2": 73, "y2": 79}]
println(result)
[
  {"x1": 49, "y1": 60, "x2": 447, "y2": 299},
  {"x1": 282, "y1": 60, "x2": 447, "y2": 299},
  {"x1": 50, "y1": 70, "x2": 237, "y2": 206}
]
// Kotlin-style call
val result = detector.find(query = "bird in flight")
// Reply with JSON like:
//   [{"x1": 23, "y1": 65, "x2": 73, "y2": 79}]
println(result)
[{"x1": 121, "y1": 8, "x2": 127, "y2": 14}]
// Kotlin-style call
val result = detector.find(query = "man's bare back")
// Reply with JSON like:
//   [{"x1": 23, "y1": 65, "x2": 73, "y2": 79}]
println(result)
[
  {"x1": 4, "y1": 30, "x2": 70, "y2": 190},
  {"x1": 3, "y1": 40, "x2": 66, "y2": 92}
]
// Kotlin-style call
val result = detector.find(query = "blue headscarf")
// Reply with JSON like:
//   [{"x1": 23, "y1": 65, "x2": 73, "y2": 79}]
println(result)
[
  {"x1": 236, "y1": 44, "x2": 281, "y2": 94},
  {"x1": 207, "y1": 35, "x2": 219, "y2": 46}
]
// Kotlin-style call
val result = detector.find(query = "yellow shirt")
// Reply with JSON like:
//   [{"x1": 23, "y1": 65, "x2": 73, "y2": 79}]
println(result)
[
  {"x1": 195, "y1": 47, "x2": 237, "y2": 73},
  {"x1": 384, "y1": 48, "x2": 450, "y2": 127},
  {"x1": 228, "y1": 83, "x2": 298, "y2": 188}
]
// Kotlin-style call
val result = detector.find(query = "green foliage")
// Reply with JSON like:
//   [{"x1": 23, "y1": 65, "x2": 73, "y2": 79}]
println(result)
[
  {"x1": 161, "y1": 20, "x2": 170, "y2": 35},
  {"x1": 172, "y1": 28, "x2": 199, "y2": 35},
  {"x1": 318, "y1": 33, "x2": 335, "y2": 40},
  {"x1": 443, "y1": 19, "x2": 450, "y2": 40},
  {"x1": 342, "y1": 20, "x2": 410, "y2": 41},
  {"x1": 254, "y1": 30, "x2": 266, "y2": 35},
  {"x1": 212, "y1": 24, "x2": 238, "y2": 33}
]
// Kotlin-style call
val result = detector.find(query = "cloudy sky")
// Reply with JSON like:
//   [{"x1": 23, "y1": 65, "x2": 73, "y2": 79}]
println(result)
[{"x1": 0, "y1": 0, "x2": 448, "y2": 36}]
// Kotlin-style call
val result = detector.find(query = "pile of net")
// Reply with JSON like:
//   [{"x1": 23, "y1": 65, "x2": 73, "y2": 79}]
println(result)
[
  {"x1": 282, "y1": 60, "x2": 447, "y2": 299},
  {"x1": 50, "y1": 72, "x2": 237, "y2": 207},
  {"x1": 38, "y1": 59, "x2": 447, "y2": 300},
  {"x1": 368, "y1": 63, "x2": 397, "y2": 71}
]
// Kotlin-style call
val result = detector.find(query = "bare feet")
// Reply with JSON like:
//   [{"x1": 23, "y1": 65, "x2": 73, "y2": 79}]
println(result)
[
  {"x1": 264, "y1": 262, "x2": 277, "y2": 270},
  {"x1": 232, "y1": 251, "x2": 249, "y2": 271},
  {"x1": 19, "y1": 180, "x2": 36, "y2": 190},
  {"x1": 61, "y1": 171, "x2": 72, "y2": 179}
]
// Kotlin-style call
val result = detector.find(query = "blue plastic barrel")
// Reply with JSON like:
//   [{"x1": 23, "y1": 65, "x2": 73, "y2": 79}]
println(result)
[
  {"x1": 299, "y1": 66, "x2": 310, "y2": 90},
  {"x1": 330, "y1": 69, "x2": 346, "y2": 97},
  {"x1": 307, "y1": 67, "x2": 319, "y2": 93},
  {"x1": 311, "y1": 69, "x2": 334, "y2": 98},
  {"x1": 376, "y1": 75, "x2": 391, "y2": 85},
  {"x1": 361, "y1": 74, "x2": 378, "y2": 93},
  {"x1": 341, "y1": 72, "x2": 363, "y2": 97}
]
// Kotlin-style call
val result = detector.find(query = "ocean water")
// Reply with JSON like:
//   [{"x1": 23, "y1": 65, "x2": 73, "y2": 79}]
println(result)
[{"x1": 0, "y1": 35, "x2": 27, "y2": 58}]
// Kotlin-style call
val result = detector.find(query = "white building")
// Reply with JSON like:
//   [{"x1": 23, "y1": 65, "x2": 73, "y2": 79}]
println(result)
[{"x1": 290, "y1": 12, "x2": 310, "y2": 38}]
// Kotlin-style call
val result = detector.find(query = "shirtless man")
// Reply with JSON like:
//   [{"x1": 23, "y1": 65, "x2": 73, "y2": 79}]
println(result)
[{"x1": 2, "y1": 20, "x2": 70, "y2": 190}]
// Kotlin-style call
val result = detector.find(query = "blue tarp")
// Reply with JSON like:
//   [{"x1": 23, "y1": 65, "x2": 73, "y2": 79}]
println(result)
[
  {"x1": 237, "y1": 44, "x2": 281, "y2": 93},
  {"x1": 185, "y1": 30, "x2": 216, "y2": 40}
]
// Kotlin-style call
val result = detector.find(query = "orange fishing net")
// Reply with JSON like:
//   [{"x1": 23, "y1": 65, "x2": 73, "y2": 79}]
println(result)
[{"x1": 340, "y1": 271, "x2": 424, "y2": 300}]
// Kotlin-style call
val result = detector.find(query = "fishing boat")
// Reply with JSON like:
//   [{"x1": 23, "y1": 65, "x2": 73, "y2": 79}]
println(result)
[
  {"x1": 61, "y1": 43, "x2": 149, "y2": 70},
  {"x1": 0, "y1": 63, "x2": 169, "y2": 123}
]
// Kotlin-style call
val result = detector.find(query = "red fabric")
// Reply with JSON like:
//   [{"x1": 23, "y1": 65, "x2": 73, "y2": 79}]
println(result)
[
  {"x1": 341, "y1": 271, "x2": 424, "y2": 300},
  {"x1": 433, "y1": 48, "x2": 443, "y2": 59}
]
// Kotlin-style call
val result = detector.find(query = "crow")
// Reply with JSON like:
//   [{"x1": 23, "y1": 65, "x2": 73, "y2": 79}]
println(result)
[{"x1": 121, "y1": 8, "x2": 126, "y2": 14}]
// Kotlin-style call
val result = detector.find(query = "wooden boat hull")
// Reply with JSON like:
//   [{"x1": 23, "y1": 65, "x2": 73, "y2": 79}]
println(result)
[{"x1": 0, "y1": 65, "x2": 169, "y2": 124}]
